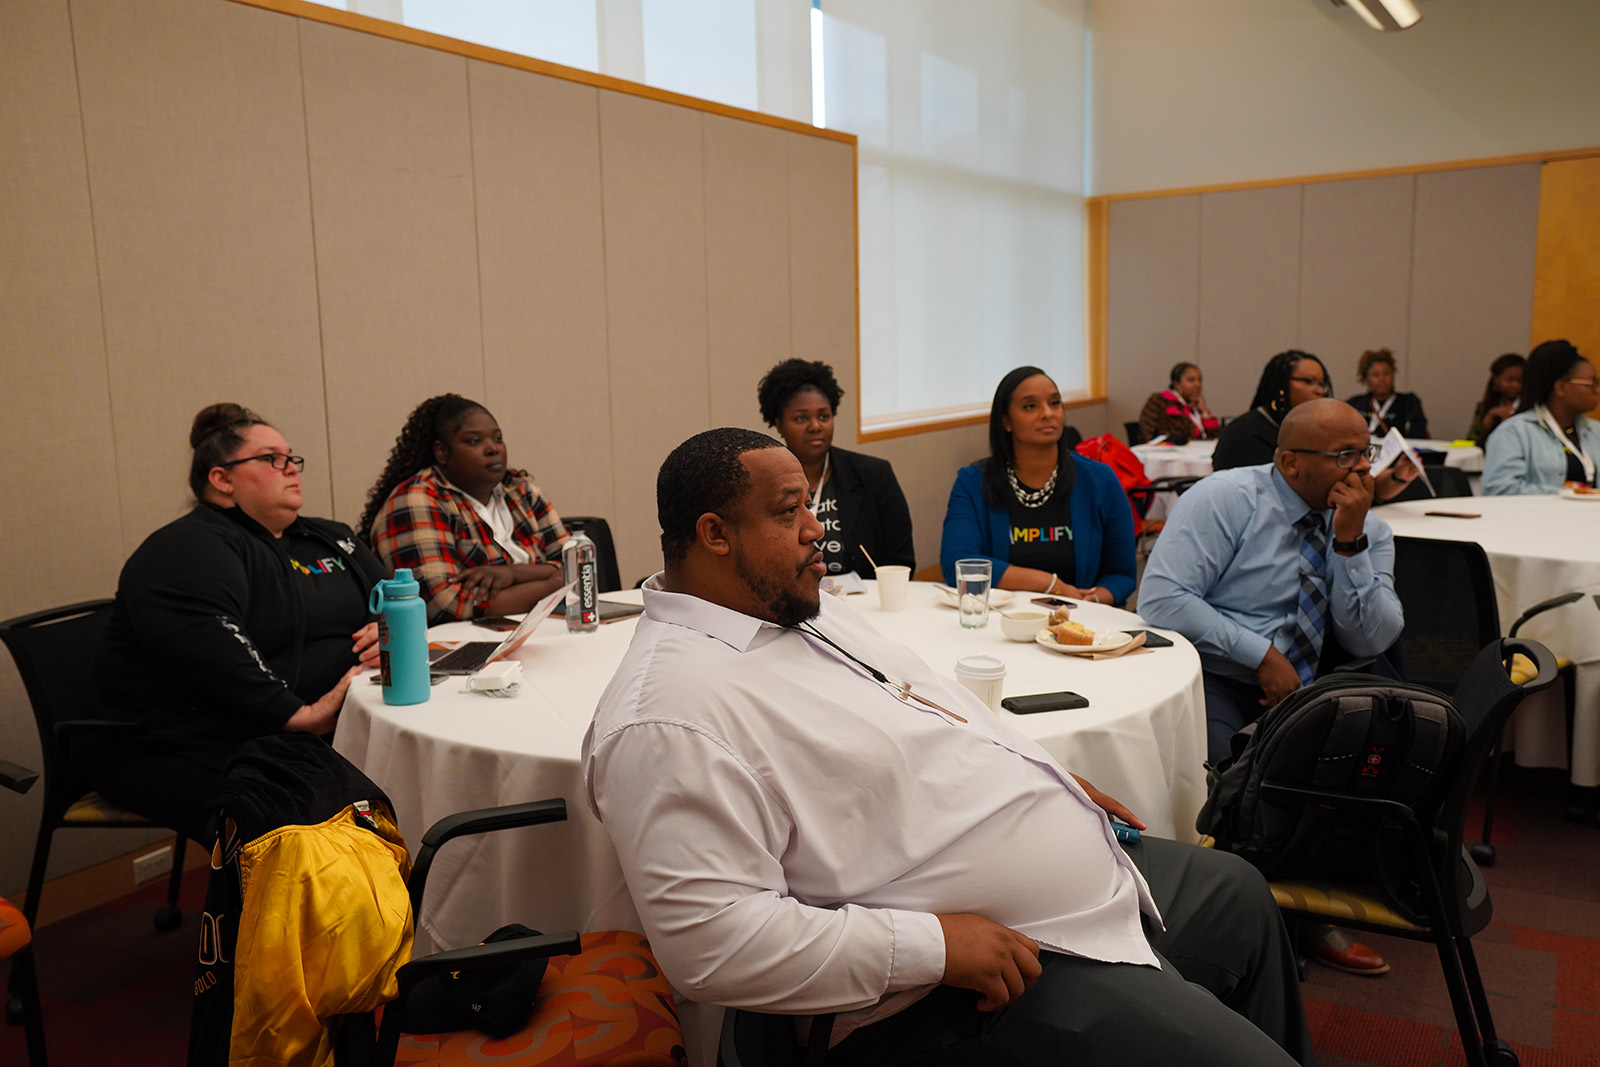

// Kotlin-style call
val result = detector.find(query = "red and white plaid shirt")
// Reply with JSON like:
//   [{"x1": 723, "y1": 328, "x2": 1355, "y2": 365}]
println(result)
[{"x1": 369, "y1": 467, "x2": 568, "y2": 622}]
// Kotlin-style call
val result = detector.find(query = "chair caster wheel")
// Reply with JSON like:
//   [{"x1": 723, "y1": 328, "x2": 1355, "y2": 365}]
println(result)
[
  {"x1": 1486, "y1": 1040, "x2": 1518, "y2": 1066},
  {"x1": 1469, "y1": 842, "x2": 1496, "y2": 866},
  {"x1": 4, "y1": 994, "x2": 24, "y2": 1026},
  {"x1": 154, "y1": 904, "x2": 183, "y2": 932}
]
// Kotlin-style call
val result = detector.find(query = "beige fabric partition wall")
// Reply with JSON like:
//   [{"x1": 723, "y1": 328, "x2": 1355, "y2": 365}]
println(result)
[
  {"x1": 1104, "y1": 164, "x2": 1542, "y2": 438},
  {"x1": 0, "y1": 0, "x2": 883, "y2": 894}
]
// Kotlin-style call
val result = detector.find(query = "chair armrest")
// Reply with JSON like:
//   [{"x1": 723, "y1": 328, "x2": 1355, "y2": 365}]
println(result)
[
  {"x1": 1256, "y1": 782, "x2": 1436, "y2": 857},
  {"x1": 1508, "y1": 592, "x2": 1585, "y2": 637},
  {"x1": 395, "y1": 930, "x2": 584, "y2": 991},
  {"x1": 53, "y1": 718, "x2": 141, "y2": 740},
  {"x1": 0, "y1": 760, "x2": 39, "y2": 794},
  {"x1": 377, "y1": 930, "x2": 584, "y2": 1061},
  {"x1": 409, "y1": 799, "x2": 569, "y2": 913}
]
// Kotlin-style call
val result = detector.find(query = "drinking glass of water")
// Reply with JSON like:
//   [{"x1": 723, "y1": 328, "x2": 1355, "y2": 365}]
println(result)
[{"x1": 954, "y1": 558, "x2": 993, "y2": 629}]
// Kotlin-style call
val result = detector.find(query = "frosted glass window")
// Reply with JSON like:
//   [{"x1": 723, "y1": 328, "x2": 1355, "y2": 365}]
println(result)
[
  {"x1": 824, "y1": 0, "x2": 1090, "y2": 431},
  {"x1": 403, "y1": 1, "x2": 600, "y2": 72},
  {"x1": 642, "y1": 0, "x2": 760, "y2": 111}
]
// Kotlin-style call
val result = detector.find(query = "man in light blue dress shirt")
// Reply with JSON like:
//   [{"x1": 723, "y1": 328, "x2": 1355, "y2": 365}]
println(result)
[
  {"x1": 1139, "y1": 399, "x2": 1404, "y2": 977},
  {"x1": 1140, "y1": 399, "x2": 1403, "y2": 761}
]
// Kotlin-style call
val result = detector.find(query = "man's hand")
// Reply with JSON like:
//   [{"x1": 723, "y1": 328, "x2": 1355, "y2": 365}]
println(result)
[
  {"x1": 1373, "y1": 453, "x2": 1418, "y2": 503},
  {"x1": 352, "y1": 622, "x2": 380, "y2": 669},
  {"x1": 460, "y1": 565, "x2": 516, "y2": 601},
  {"x1": 1257, "y1": 646, "x2": 1301, "y2": 707},
  {"x1": 1070, "y1": 774, "x2": 1146, "y2": 830},
  {"x1": 284, "y1": 666, "x2": 361, "y2": 734},
  {"x1": 936, "y1": 913, "x2": 1042, "y2": 1011},
  {"x1": 1328, "y1": 470, "x2": 1374, "y2": 543}
]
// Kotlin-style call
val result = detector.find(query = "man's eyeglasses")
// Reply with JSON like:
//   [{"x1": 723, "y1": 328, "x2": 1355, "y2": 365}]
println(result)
[
  {"x1": 1288, "y1": 445, "x2": 1378, "y2": 469},
  {"x1": 1288, "y1": 377, "x2": 1329, "y2": 392},
  {"x1": 217, "y1": 453, "x2": 306, "y2": 473}
]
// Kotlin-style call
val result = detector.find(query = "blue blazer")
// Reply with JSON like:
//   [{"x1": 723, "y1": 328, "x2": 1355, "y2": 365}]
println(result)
[{"x1": 939, "y1": 456, "x2": 1137, "y2": 605}]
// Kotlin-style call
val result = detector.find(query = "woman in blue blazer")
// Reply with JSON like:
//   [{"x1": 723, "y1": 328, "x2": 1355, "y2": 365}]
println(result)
[{"x1": 940, "y1": 366, "x2": 1136, "y2": 606}]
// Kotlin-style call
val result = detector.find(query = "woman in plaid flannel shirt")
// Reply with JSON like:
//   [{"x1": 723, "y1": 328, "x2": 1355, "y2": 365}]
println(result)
[{"x1": 362, "y1": 395, "x2": 569, "y2": 624}]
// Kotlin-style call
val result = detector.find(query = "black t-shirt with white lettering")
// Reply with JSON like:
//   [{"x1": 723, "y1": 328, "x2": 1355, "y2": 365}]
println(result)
[
  {"x1": 283, "y1": 530, "x2": 370, "y2": 700},
  {"x1": 812, "y1": 475, "x2": 849, "y2": 575}
]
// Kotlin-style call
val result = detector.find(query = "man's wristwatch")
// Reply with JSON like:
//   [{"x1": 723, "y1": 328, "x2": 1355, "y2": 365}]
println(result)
[{"x1": 1331, "y1": 533, "x2": 1369, "y2": 555}]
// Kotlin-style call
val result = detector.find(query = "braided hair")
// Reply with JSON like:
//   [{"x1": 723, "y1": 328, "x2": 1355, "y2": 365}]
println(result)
[
  {"x1": 1248, "y1": 350, "x2": 1328, "y2": 421},
  {"x1": 357, "y1": 394, "x2": 502, "y2": 541}
]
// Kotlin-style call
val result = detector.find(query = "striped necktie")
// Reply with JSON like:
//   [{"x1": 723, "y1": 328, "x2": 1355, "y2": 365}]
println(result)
[{"x1": 1282, "y1": 511, "x2": 1329, "y2": 687}]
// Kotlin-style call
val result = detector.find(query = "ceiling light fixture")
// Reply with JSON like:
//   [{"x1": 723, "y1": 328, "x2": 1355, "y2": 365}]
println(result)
[{"x1": 1342, "y1": 0, "x2": 1422, "y2": 32}]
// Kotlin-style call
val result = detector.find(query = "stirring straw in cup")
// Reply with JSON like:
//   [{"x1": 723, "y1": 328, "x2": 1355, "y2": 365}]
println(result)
[{"x1": 859, "y1": 544, "x2": 879, "y2": 573}]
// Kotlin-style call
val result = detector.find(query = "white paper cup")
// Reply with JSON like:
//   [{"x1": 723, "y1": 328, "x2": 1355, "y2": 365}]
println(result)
[
  {"x1": 876, "y1": 565, "x2": 911, "y2": 611},
  {"x1": 954, "y1": 654, "x2": 1007, "y2": 712}
]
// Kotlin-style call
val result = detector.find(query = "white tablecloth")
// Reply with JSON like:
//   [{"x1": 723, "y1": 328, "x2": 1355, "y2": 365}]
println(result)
[
  {"x1": 1378, "y1": 496, "x2": 1600, "y2": 785},
  {"x1": 335, "y1": 583, "x2": 1207, "y2": 950},
  {"x1": 1131, "y1": 439, "x2": 1216, "y2": 481}
]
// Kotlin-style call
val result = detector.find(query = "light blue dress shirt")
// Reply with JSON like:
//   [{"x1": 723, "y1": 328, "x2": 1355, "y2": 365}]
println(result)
[{"x1": 1138, "y1": 465, "x2": 1404, "y2": 685}]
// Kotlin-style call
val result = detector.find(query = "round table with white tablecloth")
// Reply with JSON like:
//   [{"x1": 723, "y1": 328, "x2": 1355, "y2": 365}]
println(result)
[
  {"x1": 334, "y1": 583, "x2": 1208, "y2": 958},
  {"x1": 1377, "y1": 495, "x2": 1600, "y2": 785}
]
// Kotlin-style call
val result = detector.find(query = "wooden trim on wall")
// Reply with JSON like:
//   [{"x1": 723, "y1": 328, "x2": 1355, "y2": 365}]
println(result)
[
  {"x1": 1087, "y1": 145, "x2": 1600, "y2": 205},
  {"x1": 857, "y1": 394, "x2": 1106, "y2": 444},
  {"x1": 1085, "y1": 197, "x2": 1109, "y2": 398},
  {"x1": 225, "y1": 0, "x2": 855, "y2": 146}
]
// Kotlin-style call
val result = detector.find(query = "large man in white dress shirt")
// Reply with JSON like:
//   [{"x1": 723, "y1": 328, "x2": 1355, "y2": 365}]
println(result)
[{"x1": 582, "y1": 428, "x2": 1313, "y2": 1066}]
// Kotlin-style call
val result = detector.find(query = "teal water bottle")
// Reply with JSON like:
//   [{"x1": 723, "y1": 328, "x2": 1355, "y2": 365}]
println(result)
[{"x1": 368, "y1": 568, "x2": 430, "y2": 706}]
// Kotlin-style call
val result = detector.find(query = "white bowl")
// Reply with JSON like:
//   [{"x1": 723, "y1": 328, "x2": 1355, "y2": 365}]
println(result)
[{"x1": 999, "y1": 610, "x2": 1049, "y2": 642}]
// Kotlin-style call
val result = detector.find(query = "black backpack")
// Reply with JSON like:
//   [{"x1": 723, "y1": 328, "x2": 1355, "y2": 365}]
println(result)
[{"x1": 1196, "y1": 673, "x2": 1463, "y2": 924}]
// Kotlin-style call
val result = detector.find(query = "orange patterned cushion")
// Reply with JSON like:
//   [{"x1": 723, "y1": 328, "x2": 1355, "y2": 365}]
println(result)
[
  {"x1": 0, "y1": 896, "x2": 32, "y2": 959},
  {"x1": 395, "y1": 930, "x2": 687, "y2": 1067}
]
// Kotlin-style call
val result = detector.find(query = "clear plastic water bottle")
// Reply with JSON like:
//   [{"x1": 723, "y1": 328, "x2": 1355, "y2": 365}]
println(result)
[
  {"x1": 367, "y1": 568, "x2": 430, "y2": 705},
  {"x1": 563, "y1": 532, "x2": 599, "y2": 633}
]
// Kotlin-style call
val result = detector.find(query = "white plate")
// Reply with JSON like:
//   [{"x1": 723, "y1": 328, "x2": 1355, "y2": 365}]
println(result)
[
  {"x1": 1034, "y1": 629, "x2": 1133, "y2": 655},
  {"x1": 1558, "y1": 486, "x2": 1600, "y2": 501},
  {"x1": 932, "y1": 585, "x2": 1014, "y2": 609}
]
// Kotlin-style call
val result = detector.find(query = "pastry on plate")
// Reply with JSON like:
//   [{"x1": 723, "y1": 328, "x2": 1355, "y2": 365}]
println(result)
[
  {"x1": 1048, "y1": 619, "x2": 1095, "y2": 646},
  {"x1": 1048, "y1": 606, "x2": 1072, "y2": 626}
]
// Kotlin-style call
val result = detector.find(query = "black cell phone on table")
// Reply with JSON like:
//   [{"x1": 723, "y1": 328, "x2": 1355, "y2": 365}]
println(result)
[
  {"x1": 475, "y1": 615, "x2": 523, "y2": 632},
  {"x1": 1031, "y1": 596, "x2": 1073, "y2": 608},
  {"x1": 1123, "y1": 629, "x2": 1173, "y2": 648},
  {"x1": 1001, "y1": 691, "x2": 1090, "y2": 714}
]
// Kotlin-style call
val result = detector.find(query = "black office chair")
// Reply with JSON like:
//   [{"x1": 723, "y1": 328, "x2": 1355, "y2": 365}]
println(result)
[
  {"x1": 0, "y1": 600, "x2": 188, "y2": 1015},
  {"x1": 1376, "y1": 463, "x2": 1473, "y2": 505},
  {"x1": 718, "y1": 1009, "x2": 834, "y2": 1067},
  {"x1": 1, "y1": 760, "x2": 47, "y2": 1065},
  {"x1": 1266, "y1": 638, "x2": 1558, "y2": 1067},
  {"x1": 1123, "y1": 420, "x2": 1145, "y2": 446},
  {"x1": 562, "y1": 516, "x2": 622, "y2": 593},
  {"x1": 1390, "y1": 537, "x2": 1501, "y2": 695}
]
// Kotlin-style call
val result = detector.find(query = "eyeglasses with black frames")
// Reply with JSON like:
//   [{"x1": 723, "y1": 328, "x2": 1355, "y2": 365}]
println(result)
[
  {"x1": 217, "y1": 453, "x2": 306, "y2": 473},
  {"x1": 1288, "y1": 445, "x2": 1379, "y2": 469},
  {"x1": 1288, "y1": 376, "x2": 1329, "y2": 392}
]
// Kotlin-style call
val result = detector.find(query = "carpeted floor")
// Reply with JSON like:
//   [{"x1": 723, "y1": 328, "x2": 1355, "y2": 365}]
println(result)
[{"x1": 2, "y1": 764, "x2": 1596, "y2": 1065}]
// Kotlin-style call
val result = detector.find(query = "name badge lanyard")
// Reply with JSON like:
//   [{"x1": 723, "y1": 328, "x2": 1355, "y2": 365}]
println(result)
[
  {"x1": 1368, "y1": 395, "x2": 1395, "y2": 435},
  {"x1": 1185, "y1": 403, "x2": 1205, "y2": 436},
  {"x1": 794, "y1": 622, "x2": 968, "y2": 723},
  {"x1": 1536, "y1": 404, "x2": 1596, "y2": 485}
]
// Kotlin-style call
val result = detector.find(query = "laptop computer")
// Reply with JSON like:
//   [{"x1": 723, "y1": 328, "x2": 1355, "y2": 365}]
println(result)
[{"x1": 429, "y1": 582, "x2": 573, "y2": 675}]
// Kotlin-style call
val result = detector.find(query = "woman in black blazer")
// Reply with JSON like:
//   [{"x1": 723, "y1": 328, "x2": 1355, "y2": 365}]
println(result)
[
  {"x1": 757, "y1": 359, "x2": 915, "y2": 578},
  {"x1": 1346, "y1": 348, "x2": 1429, "y2": 439}
]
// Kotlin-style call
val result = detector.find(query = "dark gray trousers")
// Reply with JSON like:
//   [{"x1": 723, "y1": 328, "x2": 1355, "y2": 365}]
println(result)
[{"x1": 827, "y1": 837, "x2": 1313, "y2": 1066}]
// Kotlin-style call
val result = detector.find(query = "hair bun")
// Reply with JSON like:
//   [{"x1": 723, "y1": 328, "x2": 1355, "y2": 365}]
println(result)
[{"x1": 190, "y1": 403, "x2": 261, "y2": 448}]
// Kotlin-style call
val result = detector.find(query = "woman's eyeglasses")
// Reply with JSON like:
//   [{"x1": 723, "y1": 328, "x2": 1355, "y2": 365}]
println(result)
[
  {"x1": 217, "y1": 453, "x2": 306, "y2": 472},
  {"x1": 1288, "y1": 445, "x2": 1378, "y2": 469},
  {"x1": 1288, "y1": 376, "x2": 1329, "y2": 392}
]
